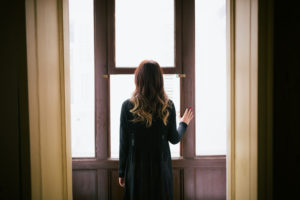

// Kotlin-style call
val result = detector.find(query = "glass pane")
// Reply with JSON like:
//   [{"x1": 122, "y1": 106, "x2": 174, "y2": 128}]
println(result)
[
  {"x1": 164, "y1": 75, "x2": 181, "y2": 158},
  {"x1": 115, "y1": 0, "x2": 174, "y2": 67},
  {"x1": 110, "y1": 75, "x2": 180, "y2": 158},
  {"x1": 195, "y1": 0, "x2": 227, "y2": 155},
  {"x1": 69, "y1": 0, "x2": 95, "y2": 157}
]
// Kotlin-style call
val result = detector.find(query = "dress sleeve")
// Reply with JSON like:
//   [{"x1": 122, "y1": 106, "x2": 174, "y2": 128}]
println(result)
[
  {"x1": 167, "y1": 100, "x2": 188, "y2": 144},
  {"x1": 118, "y1": 100, "x2": 129, "y2": 177}
]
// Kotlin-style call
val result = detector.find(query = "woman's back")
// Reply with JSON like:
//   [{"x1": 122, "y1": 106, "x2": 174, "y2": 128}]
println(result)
[
  {"x1": 119, "y1": 98, "x2": 187, "y2": 200},
  {"x1": 118, "y1": 60, "x2": 193, "y2": 200}
]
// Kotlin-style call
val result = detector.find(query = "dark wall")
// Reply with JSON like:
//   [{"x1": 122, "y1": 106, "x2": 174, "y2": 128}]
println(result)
[
  {"x1": 0, "y1": 0, "x2": 299, "y2": 199},
  {"x1": 273, "y1": 0, "x2": 300, "y2": 199},
  {"x1": 0, "y1": 0, "x2": 31, "y2": 199}
]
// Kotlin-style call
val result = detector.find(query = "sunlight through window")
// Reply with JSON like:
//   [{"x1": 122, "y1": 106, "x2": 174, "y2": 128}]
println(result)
[
  {"x1": 110, "y1": 75, "x2": 180, "y2": 158},
  {"x1": 195, "y1": 0, "x2": 227, "y2": 155},
  {"x1": 70, "y1": 0, "x2": 95, "y2": 158},
  {"x1": 115, "y1": 0, "x2": 174, "y2": 67}
]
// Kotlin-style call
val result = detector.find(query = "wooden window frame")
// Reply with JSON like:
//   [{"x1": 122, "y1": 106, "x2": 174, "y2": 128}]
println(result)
[
  {"x1": 72, "y1": 0, "x2": 226, "y2": 165},
  {"x1": 104, "y1": 0, "x2": 194, "y2": 159},
  {"x1": 107, "y1": 0, "x2": 183, "y2": 74},
  {"x1": 73, "y1": 0, "x2": 226, "y2": 198},
  {"x1": 25, "y1": 0, "x2": 265, "y2": 199},
  {"x1": 72, "y1": 0, "x2": 225, "y2": 162},
  {"x1": 71, "y1": 0, "x2": 196, "y2": 161}
]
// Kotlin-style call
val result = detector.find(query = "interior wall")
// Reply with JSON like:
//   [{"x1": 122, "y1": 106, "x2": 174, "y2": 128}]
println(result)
[
  {"x1": 1, "y1": 0, "x2": 299, "y2": 199},
  {"x1": 273, "y1": 0, "x2": 300, "y2": 199},
  {"x1": 0, "y1": 0, "x2": 31, "y2": 199}
]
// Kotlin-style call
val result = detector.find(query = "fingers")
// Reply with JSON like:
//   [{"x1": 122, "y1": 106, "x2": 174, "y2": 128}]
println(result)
[
  {"x1": 189, "y1": 109, "x2": 194, "y2": 121},
  {"x1": 183, "y1": 108, "x2": 188, "y2": 117},
  {"x1": 189, "y1": 108, "x2": 194, "y2": 118},
  {"x1": 186, "y1": 107, "x2": 192, "y2": 116},
  {"x1": 186, "y1": 107, "x2": 194, "y2": 124},
  {"x1": 119, "y1": 177, "x2": 125, "y2": 187},
  {"x1": 179, "y1": 108, "x2": 188, "y2": 122},
  {"x1": 181, "y1": 107, "x2": 195, "y2": 124}
]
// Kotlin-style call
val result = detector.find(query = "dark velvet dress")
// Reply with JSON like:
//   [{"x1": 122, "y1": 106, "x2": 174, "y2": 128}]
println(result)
[{"x1": 118, "y1": 98, "x2": 188, "y2": 200}]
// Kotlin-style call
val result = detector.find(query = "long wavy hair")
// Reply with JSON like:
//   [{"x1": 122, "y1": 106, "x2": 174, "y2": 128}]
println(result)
[{"x1": 129, "y1": 60, "x2": 171, "y2": 127}]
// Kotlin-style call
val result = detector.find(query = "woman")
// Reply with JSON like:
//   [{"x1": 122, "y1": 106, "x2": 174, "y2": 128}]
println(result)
[{"x1": 118, "y1": 60, "x2": 194, "y2": 200}]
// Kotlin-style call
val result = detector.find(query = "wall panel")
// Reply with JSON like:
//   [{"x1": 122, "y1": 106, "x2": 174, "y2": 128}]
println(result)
[
  {"x1": 195, "y1": 168, "x2": 226, "y2": 200},
  {"x1": 73, "y1": 170, "x2": 97, "y2": 200}
]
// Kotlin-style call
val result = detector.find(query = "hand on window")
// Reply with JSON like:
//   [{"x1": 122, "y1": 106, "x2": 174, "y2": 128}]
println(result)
[{"x1": 179, "y1": 107, "x2": 194, "y2": 125}]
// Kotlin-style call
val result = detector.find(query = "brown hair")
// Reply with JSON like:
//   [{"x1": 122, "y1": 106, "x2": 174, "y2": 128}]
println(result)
[{"x1": 129, "y1": 60, "x2": 171, "y2": 127}]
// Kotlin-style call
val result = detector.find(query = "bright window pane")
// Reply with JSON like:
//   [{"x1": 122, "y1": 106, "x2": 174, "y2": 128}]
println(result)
[
  {"x1": 69, "y1": 0, "x2": 95, "y2": 157},
  {"x1": 115, "y1": 0, "x2": 174, "y2": 67},
  {"x1": 195, "y1": 0, "x2": 227, "y2": 155},
  {"x1": 110, "y1": 75, "x2": 180, "y2": 158}
]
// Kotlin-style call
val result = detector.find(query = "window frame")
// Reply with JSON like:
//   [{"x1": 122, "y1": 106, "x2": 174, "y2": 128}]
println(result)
[
  {"x1": 75, "y1": 0, "x2": 196, "y2": 160},
  {"x1": 107, "y1": 0, "x2": 183, "y2": 74},
  {"x1": 104, "y1": 0, "x2": 190, "y2": 159}
]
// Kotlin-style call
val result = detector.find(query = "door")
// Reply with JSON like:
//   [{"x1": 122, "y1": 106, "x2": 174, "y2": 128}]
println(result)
[{"x1": 70, "y1": 0, "x2": 227, "y2": 199}]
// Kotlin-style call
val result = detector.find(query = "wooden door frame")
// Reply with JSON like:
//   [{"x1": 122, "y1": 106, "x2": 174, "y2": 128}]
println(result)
[
  {"x1": 228, "y1": 0, "x2": 273, "y2": 199},
  {"x1": 73, "y1": 1, "x2": 226, "y2": 199},
  {"x1": 228, "y1": 0, "x2": 260, "y2": 199},
  {"x1": 25, "y1": 0, "x2": 72, "y2": 199},
  {"x1": 25, "y1": 0, "x2": 275, "y2": 199}
]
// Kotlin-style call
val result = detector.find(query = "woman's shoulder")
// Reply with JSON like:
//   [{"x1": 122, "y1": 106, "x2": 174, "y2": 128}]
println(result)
[
  {"x1": 167, "y1": 99, "x2": 175, "y2": 109},
  {"x1": 122, "y1": 98, "x2": 173, "y2": 109},
  {"x1": 121, "y1": 98, "x2": 134, "y2": 110},
  {"x1": 167, "y1": 99, "x2": 174, "y2": 105},
  {"x1": 122, "y1": 98, "x2": 131, "y2": 104}
]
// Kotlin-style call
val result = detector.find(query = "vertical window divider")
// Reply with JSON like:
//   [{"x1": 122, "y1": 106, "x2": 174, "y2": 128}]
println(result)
[
  {"x1": 181, "y1": 0, "x2": 196, "y2": 158},
  {"x1": 95, "y1": 0, "x2": 109, "y2": 160}
]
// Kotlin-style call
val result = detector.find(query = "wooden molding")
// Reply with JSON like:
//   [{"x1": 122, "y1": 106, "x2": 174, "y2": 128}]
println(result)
[
  {"x1": 72, "y1": 156, "x2": 226, "y2": 170},
  {"x1": 233, "y1": 0, "x2": 258, "y2": 199},
  {"x1": 227, "y1": 0, "x2": 236, "y2": 199},
  {"x1": 25, "y1": 0, "x2": 72, "y2": 199}
]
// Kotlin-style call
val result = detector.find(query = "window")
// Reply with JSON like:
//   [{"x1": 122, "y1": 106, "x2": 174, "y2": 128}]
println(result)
[
  {"x1": 108, "y1": 0, "x2": 182, "y2": 158},
  {"x1": 115, "y1": 0, "x2": 175, "y2": 67},
  {"x1": 70, "y1": 0, "x2": 95, "y2": 157},
  {"x1": 110, "y1": 75, "x2": 181, "y2": 158},
  {"x1": 72, "y1": 0, "x2": 229, "y2": 198},
  {"x1": 195, "y1": 0, "x2": 227, "y2": 155},
  {"x1": 70, "y1": 0, "x2": 228, "y2": 159}
]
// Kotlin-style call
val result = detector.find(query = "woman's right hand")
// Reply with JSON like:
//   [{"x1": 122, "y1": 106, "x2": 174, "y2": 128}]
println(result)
[{"x1": 179, "y1": 107, "x2": 194, "y2": 125}]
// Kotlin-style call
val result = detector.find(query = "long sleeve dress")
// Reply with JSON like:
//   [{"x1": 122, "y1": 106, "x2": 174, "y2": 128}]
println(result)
[{"x1": 118, "y1": 98, "x2": 188, "y2": 200}]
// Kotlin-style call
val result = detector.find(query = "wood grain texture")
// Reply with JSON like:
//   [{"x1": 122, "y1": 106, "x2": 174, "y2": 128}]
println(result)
[
  {"x1": 181, "y1": 0, "x2": 195, "y2": 158},
  {"x1": 97, "y1": 169, "x2": 109, "y2": 200},
  {"x1": 72, "y1": 158, "x2": 226, "y2": 199},
  {"x1": 94, "y1": 0, "x2": 109, "y2": 159},
  {"x1": 195, "y1": 168, "x2": 226, "y2": 200},
  {"x1": 183, "y1": 168, "x2": 195, "y2": 200},
  {"x1": 73, "y1": 170, "x2": 97, "y2": 200},
  {"x1": 173, "y1": 169, "x2": 181, "y2": 200},
  {"x1": 73, "y1": 156, "x2": 226, "y2": 170}
]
